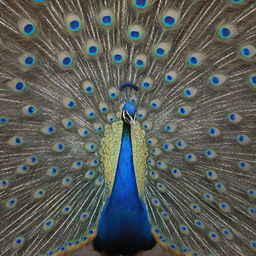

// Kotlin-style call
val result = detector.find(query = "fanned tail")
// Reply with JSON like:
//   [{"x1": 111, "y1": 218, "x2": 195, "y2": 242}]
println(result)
[{"x1": 0, "y1": 0, "x2": 256, "y2": 256}]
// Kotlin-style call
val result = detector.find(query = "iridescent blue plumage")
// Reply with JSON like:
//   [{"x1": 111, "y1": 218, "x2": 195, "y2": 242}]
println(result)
[
  {"x1": 94, "y1": 103, "x2": 155, "y2": 255},
  {"x1": 122, "y1": 102, "x2": 137, "y2": 118}
]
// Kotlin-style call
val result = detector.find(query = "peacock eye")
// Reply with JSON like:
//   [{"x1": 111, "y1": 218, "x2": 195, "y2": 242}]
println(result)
[
  {"x1": 123, "y1": 111, "x2": 131, "y2": 122},
  {"x1": 122, "y1": 110, "x2": 136, "y2": 125},
  {"x1": 124, "y1": 111, "x2": 130, "y2": 119}
]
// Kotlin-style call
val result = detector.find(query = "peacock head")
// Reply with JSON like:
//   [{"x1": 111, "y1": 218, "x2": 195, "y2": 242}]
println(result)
[{"x1": 122, "y1": 102, "x2": 137, "y2": 126}]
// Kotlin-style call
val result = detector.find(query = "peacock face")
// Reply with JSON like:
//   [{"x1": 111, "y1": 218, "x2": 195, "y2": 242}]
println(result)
[{"x1": 122, "y1": 102, "x2": 137, "y2": 126}]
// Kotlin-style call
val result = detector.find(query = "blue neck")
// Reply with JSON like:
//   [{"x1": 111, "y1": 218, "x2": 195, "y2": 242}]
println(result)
[
  {"x1": 94, "y1": 122, "x2": 155, "y2": 255},
  {"x1": 107, "y1": 122, "x2": 141, "y2": 207}
]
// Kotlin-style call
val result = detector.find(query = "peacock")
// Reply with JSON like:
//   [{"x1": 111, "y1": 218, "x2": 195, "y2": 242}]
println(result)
[{"x1": 0, "y1": 0, "x2": 256, "y2": 255}]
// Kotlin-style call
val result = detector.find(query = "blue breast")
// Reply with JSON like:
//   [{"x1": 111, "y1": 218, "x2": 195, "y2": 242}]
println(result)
[{"x1": 94, "y1": 123, "x2": 155, "y2": 255}]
